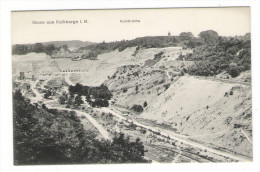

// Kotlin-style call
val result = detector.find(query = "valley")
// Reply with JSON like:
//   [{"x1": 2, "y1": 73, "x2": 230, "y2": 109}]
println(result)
[{"x1": 12, "y1": 42, "x2": 252, "y2": 163}]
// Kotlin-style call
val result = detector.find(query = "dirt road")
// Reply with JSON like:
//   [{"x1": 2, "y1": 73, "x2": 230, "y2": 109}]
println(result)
[
  {"x1": 30, "y1": 80, "x2": 43, "y2": 102},
  {"x1": 64, "y1": 73, "x2": 74, "y2": 86},
  {"x1": 47, "y1": 106, "x2": 112, "y2": 141},
  {"x1": 29, "y1": 80, "x2": 251, "y2": 162},
  {"x1": 29, "y1": 80, "x2": 111, "y2": 141},
  {"x1": 98, "y1": 107, "x2": 251, "y2": 162},
  {"x1": 195, "y1": 76, "x2": 251, "y2": 86}
]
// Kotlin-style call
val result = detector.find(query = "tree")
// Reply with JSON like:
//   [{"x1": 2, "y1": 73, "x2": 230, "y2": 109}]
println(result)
[
  {"x1": 32, "y1": 43, "x2": 45, "y2": 53},
  {"x1": 229, "y1": 63, "x2": 240, "y2": 78},
  {"x1": 199, "y1": 30, "x2": 219, "y2": 44},
  {"x1": 45, "y1": 44, "x2": 56, "y2": 55},
  {"x1": 185, "y1": 40, "x2": 196, "y2": 48},
  {"x1": 58, "y1": 96, "x2": 66, "y2": 104},
  {"x1": 243, "y1": 33, "x2": 251, "y2": 41},
  {"x1": 135, "y1": 85, "x2": 139, "y2": 94},
  {"x1": 13, "y1": 89, "x2": 24, "y2": 102},
  {"x1": 59, "y1": 44, "x2": 69, "y2": 52},
  {"x1": 62, "y1": 91, "x2": 68, "y2": 100},
  {"x1": 12, "y1": 44, "x2": 29, "y2": 55},
  {"x1": 74, "y1": 95, "x2": 83, "y2": 106},
  {"x1": 108, "y1": 133, "x2": 147, "y2": 163},
  {"x1": 179, "y1": 32, "x2": 194, "y2": 40},
  {"x1": 88, "y1": 50, "x2": 98, "y2": 60},
  {"x1": 44, "y1": 90, "x2": 52, "y2": 99}
]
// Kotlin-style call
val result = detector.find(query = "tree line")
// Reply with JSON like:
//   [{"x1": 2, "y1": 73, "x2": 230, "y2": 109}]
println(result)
[
  {"x1": 177, "y1": 31, "x2": 251, "y2": 78},
  {"x1": 12, "y1": 43, "x2": 60, "y2": 55}
]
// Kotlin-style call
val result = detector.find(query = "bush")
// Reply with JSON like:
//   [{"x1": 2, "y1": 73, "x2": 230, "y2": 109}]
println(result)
[
  {"x1": 131, "y1": 104, "x2": 143, "y2": 113},
  {"x1": 58, "y1": 96, "x2": 66, "y2": 104},
  {"x1": 163, "y1": 83, "x2": 171, "y2": 90},
  {"x1": 228, "y1": 63, "x2": 240, "y2": 78},
  {"x1": 44, "y1": 90, "x2": 52, "y2": 99},
  {"x1": 140, "y1": 129, "x2": 147, "y2": 134},
  {"x1": 122, "y1": 88, "x2": 128, "y2": 93},
  {"x1": 143, "y1": 101, "x2": 148, "y2": 108}
]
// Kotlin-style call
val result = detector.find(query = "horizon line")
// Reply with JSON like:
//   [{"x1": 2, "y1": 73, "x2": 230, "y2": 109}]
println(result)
[{"x1": 12, "y1": 32, "x2": 251, "y2": 45}]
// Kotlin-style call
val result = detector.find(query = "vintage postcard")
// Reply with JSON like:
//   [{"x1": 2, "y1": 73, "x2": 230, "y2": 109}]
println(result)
[{"x1": 11, "y1": 7, "x2": 252, "y2": 165}]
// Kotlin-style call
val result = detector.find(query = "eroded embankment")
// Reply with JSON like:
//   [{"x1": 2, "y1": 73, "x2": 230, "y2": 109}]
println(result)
[{"x1": 141, "y1": 76, "x2": 252, "y2": 158}]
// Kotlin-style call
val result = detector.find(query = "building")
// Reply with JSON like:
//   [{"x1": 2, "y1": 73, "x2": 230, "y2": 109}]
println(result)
[{"x1": 168, "y1": 31, "x2": 171, "y2": 37}]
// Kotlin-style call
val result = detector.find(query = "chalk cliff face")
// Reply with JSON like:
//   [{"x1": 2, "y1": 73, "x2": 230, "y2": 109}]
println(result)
[
  {"x1": 12, "y1": 52, "x2": 51, "y2": 62},
  {"x1": 12, "y1": 53, "x2": 56, "y2": 76},
  {"x1": 141, "y1": 75, "x2": 251, "y2": 157},
  {"x1": 107, "y1": 71, "x2": 252, "y2": 158},
  {"x1": 99, "y1": 47, "x2": 252, "y2": 159}
]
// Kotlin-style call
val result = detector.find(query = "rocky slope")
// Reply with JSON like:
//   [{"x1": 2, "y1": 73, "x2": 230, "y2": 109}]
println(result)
[
  {"x1": 102, "y1": 47, "x2": 252, "y2": 158},
  {"x1": 111, "y1": 74, "x2": 252, "y2": 158}
]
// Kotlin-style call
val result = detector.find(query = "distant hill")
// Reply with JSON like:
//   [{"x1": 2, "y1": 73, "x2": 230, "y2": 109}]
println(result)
[
  {"x1": 12, "y1": 40, "x2": 95, "y2": 56},
  {"x1": 41, "y1": 40, "x2": 95, "y2": 50}
]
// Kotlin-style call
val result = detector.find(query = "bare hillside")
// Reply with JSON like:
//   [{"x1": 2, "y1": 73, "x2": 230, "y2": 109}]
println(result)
[
  {"x1": 56, "y1": 47, "x2": 190, "y2": 86},
  {"x1": 107, "y1": 70, "x2": 252, "y2": 158},
  {"x1": 139, "y1": 76, "x2": 252, "y2": 158}
]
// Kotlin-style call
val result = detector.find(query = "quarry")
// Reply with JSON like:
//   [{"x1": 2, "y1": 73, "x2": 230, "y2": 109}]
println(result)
[{"x1": 12, "y1": 36, "x2": 252, "y2": 163}]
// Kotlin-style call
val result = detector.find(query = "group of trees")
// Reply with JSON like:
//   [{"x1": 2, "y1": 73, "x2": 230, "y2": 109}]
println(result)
[
  {"x1": 131, "y1": 104, "x2": 144, "y2": 113},
  {"x1": 68, "y1": 83, "x2": 112, "y2": 108},
  {"x1": 12, "y1": 43, "x2": 59, "y2": 56},
  {"x1": 81, "y1": 50, "x2": 98, "y2": 60},
  {"x1": 153, "y1": 51, "x2": 165, "y2": 62},
  {"x1": 13, "y1": 90, "x2": 149, "y2": 165},
  {"x1": 62, "y1": 94, "x2": 84, "y2": 107},
  {"x1": 177, "y1": 31, "x2": 251, "y2": 78},
  {"x1": 77, "y1": 34, "x2": 200, "y2": 55}
]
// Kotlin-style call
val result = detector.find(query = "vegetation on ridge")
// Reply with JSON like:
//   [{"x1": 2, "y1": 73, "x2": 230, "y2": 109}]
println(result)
[{"x1": 13, "y1": 90, "x2": 148, "y2": 165}]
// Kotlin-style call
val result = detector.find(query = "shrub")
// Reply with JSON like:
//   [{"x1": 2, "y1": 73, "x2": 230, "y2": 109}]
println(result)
[
  {"x1": 228, "y1": 63, "x2": 240, "y2": 78},
  {"x1": 163, "y1": 83, "x2": 171, "y2": 90},
  {"x1": 131, "y1": 104, "x2": 144, "y2": 113},
  {"x1": 58, "y1": 96, "x2": 66, "y2": 104},
  {"x1": 143, "y1": 101, "x2": 148, "y2": 108},
  {"x1": 122, "y1": 88, "x2": 128, "y2": 93},
  {"x1": 140, "y1": 129, "x2": 147, "y2": 134}
]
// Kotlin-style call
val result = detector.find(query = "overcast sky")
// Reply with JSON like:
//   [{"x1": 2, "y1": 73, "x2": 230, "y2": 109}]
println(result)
[{"x1": 12, "y1": 7, "x2": 250, "y2": 44}]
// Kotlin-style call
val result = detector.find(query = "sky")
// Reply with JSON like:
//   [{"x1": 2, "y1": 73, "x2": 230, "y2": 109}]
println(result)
[{"x1": 11, "y1": 7, "x2": 250, "y2": 44}]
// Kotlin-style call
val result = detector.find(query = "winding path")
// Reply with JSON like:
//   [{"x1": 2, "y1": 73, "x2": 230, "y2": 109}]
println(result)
[
  {"x1": 30, "y1": 80, "x2": 43, "y2": 102},
  {"x1": 64, "y1": 73, "x2": 74, "y2": 86},
  {"x1": 28, "y1": 79, "x2": 251, "y2": 162},
  {"x1": 29, "y1": 80, "x2": 111, "y2": 141},
  {"x1": 195, "y1": 76, "x2": 251, "y2": 86},
  {"x1": 47, "y1": 106, "x2": 111, "y2": 141}
]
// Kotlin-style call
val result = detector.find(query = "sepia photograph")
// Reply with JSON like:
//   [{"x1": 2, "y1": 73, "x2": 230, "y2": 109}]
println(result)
[{"x1": 11, "y1": 7, "x2": 252, "y2": 165}]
